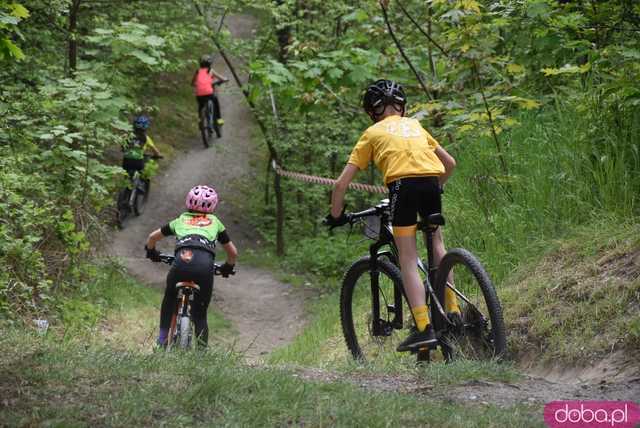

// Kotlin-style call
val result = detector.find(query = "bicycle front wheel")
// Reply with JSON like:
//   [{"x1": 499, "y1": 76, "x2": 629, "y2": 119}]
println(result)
[
  {"x1": 179, "y1": 316, "x2": 192, "y2": 349},
  {"x1": 116, "y1": 189, "x2": 130, "y2": 228},
  {"x1": 341, "y1": 256, "x2": 412, "y2": 364},
  {"x1": 132, "y1": 185, "x2": 147, "y2": 216},
  {"x1": 435, "y1": 248, "x2": 507, "y2": 361}
]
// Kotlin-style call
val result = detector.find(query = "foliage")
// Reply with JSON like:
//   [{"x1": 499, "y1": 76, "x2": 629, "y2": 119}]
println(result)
[
  {"x1": 0, "y1": 0, "x2": 203, "y2": 319},
  {"x1": 0, "y1": 1, "x2": 29, "y2": 61},
  {"x1": 228, "y1": 0, "x2": 640, "y2": 288}
]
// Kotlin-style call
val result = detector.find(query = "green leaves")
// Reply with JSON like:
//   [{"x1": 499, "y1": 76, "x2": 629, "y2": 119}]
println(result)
[
  {"x1": 129, "y1": 49, "x2": 158, "y2": 65},
  {"x1": 88, "y1": 21, "x2": 168, "y2": 74},
  {"x1": 0, "y1": 1, "x2": 29, "y2": 61},
  {"x1": 541, "y1": 63, "x2": 591, "y2": 76}
]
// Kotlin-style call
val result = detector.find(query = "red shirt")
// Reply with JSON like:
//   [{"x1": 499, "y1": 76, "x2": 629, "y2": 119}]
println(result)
[{"x1": 194, "y1": 68, "x2": 213, "y2": 96}]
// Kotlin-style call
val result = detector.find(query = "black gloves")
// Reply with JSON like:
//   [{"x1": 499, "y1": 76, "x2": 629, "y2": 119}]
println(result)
[
  {"x1": 145, "y1": 245, "x2": 161, "y2": 262},
  {"x1": 323, "y1": 209, "x2": 350, "y2": 229},
  {"x1": 219, "y1": 262, "x2": 235, "y2": 278}
]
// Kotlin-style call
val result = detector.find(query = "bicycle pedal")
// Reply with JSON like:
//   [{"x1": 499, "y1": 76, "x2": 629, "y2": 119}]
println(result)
[{"x1": 386, "y1": 304, "x2": 396, "y2": 313}]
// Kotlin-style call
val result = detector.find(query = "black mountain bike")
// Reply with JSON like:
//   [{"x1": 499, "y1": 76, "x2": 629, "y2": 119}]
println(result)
[
  {"x1": 116, "y1": 154, "x2": 161, "y2": 228},
  {"x1": 157, "y1": 253, "x2": 234, "y2": 350},
  {"x1": 199, "y1": 79, "x2": 228, "y2": 148},
  {"x1": 333, "y1": 199, "x2": 506, "y2": 364}
]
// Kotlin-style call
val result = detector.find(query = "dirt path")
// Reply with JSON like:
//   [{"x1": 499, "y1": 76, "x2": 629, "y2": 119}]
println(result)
[
  {"x1": 108, "y1": 14, "x2": 305, "y2": 361},
  {"x1": 292, "y1": 366, "x2": 640, "y2": 407}
]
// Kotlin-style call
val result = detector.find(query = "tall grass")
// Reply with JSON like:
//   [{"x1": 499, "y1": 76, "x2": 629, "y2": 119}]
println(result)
[{"x1": 445, "y1": 101, "x2": 640, "y2": 284}]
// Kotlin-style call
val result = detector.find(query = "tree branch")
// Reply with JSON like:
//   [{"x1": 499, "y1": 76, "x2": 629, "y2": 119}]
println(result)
[
  {"x1": 395, "y1": 0, "x2": 450, "y2": 58},
  {"x1": 379, "y1": 2, "x2": 434, "y2": 101}
]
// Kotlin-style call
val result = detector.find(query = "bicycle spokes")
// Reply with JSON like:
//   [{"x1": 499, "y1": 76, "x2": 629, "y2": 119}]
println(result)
[
  {"x1": 342, "y1": 258, "x2": 414, "y2": 365},
  {"x1": 436, "y1": 251, "x2": 506, "y2": 361}
]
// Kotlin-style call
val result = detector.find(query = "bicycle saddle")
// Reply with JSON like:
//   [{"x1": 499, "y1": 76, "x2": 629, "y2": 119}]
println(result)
[
  {"x1": 417, "y1": 213, "x2": 445, "y2": 229},
  {"x1": 176, "y1": 281, "x2": 200, "y2": 291}
]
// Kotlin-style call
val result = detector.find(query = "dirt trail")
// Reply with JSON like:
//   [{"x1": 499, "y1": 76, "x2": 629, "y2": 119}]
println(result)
[
  {"x1": 108, "y1": 14, "x2": 305, "y2": 361},
  {"x1": 292, "y1": 366, "x2": 640, "y2": 408}
]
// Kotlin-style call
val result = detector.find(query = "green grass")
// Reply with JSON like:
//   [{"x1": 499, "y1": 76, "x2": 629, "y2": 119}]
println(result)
[
  {"x1": 31, "y1": 261, "x2": 232, "y2": 351},
  {"x1": 268, "y1": 290, "x2": 521, "y2": 386},
  {"x1": 503, "y1": 221, "x2": 640, "y2": 363},
  {"x1": 445, "y1": 106, "x2": 640, "y2": 284},
  {"x1": 0, "y1": 330, "x2": 541, "y2": 427}
]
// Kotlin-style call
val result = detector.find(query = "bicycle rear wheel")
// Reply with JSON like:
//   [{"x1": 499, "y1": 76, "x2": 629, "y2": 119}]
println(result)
[
  {"x1": 434, "y1": 248, "x2": 507, "y2": 361},
  {"x1": 341, "y1": 256, "x2": 412, "y2": 364}
]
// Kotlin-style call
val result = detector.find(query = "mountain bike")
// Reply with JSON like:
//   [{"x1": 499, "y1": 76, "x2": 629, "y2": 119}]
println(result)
[
  {"x1": 199, "y1": 79, "x2": 228, "y2": 148},
  {"x1": 116, "y1": 154, "x2": 161, "y2": 228},
  {"x1": 157, "y1": 253, "x2": 234, "y2": 350},
  {"x1": 331, "y1": 199, "x2": 506, "y2": 364}
]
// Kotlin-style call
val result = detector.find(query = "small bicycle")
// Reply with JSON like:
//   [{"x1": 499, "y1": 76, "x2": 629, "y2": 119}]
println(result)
[
  {"x1": 331, "y1": 199, "x2": 507, "y2": 364},
  {"x1": 157, "y1": 253, "x2": 234, "y2": 350},
  {"x1": 116, "y1": 154, "x2": 161, "y2": 228},
  {"x1": 199, "y1": 79, "x2": 228, "y2": 148}
]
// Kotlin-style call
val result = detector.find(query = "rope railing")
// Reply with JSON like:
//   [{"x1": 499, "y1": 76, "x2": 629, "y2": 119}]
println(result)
[{"x1": 271, "y1": 160, "x2": 386, "y2": 194}]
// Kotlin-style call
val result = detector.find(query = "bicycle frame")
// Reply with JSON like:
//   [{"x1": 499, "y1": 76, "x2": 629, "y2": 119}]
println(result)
[
  {"x1": 168, "y1": 281, "x2": 199, "y2": 348},
  {"x1": 353, "y1": 201, "x2": 455, "y2": 338},
  {"x1": 157, "y1": 254, "x2": 233, "y2": 349}
]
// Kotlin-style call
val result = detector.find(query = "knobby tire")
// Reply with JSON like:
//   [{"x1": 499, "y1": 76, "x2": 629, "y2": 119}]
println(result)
[
  {"x1": 434, "y1": 248, "x2": 507, "y2": 361},
  {"x1": 179, "y1": 316, "x2": 191, "y2": 349},
  {"x1": 340, "y1": 256, "x2": 405, "y2": 362}
]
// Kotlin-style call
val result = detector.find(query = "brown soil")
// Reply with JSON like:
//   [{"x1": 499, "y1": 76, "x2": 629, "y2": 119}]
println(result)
[{"x1": 290, "y1": 365, "x2": 640, "y2": 407}]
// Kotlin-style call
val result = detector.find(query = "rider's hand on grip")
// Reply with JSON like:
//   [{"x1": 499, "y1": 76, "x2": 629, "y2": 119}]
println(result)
[
  {"x1": 323, "y1": 209, "x2": 350, "y2": 229},
  {"x1": 219, "y1": 262, "x2": 235, "y2": 278},
  {"x1": 145, "y1": 245, "x2": 161, "y2": 262}
]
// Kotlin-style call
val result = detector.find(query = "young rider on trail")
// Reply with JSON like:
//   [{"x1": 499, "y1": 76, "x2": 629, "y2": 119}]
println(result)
[
  {"x1": 326, "y1": 79, "x2": 461, "y2": 352},
  {"x1": 145, "y1": 185, "x2": 238, "y2": 348},
  {"x1": 191, "y1": 55, "x2": 228, "y2": 138},
  {"x1": 121, "y1": 115, "x2": 162, "y2": 178}
]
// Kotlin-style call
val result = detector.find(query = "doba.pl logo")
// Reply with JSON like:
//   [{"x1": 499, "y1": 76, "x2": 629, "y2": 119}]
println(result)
[{"x1": 544, "y1": 401, "x2": 640, "y2": 428}]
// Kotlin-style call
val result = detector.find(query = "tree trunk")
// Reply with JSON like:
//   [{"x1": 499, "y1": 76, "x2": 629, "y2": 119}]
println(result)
[
  {"x1": 275, "y1": 0, "x2": 292, "y2": 62},
  {"x1": 68, "y1": 0, "x2": 81, "y2": 77}
]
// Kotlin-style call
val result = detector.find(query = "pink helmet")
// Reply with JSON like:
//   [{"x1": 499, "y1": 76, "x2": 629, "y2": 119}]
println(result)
[{"x1": 186, "y1": 185, "x2": 218, "y2": 213}]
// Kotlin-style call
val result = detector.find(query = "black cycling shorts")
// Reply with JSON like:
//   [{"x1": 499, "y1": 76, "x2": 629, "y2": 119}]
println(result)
[
  {"x1": 388, "y1": 176, "x2": 441, "y2": 230},
  {"x1": 196, "y1": 94, "x2": 214, "y2": 112},
  {"x1": 122, "y1": 157, "x2": 145, "y2": 178}
]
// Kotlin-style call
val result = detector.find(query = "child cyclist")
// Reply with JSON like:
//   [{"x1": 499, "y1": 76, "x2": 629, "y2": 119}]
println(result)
[
  {"x1": 121, "y1": 115, "x2": 162, "y2": 178},
  {"x1": 326, "y1": 79, "x2": 460, "y2": 352},
  {"x1": 191, "y1": 55, "x2": 228, "y2": 137},
  {"x1": 145, "y1": 185, "x2": 237, "y2": 348}
]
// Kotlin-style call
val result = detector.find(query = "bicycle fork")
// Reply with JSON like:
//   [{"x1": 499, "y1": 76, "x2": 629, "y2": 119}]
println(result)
[{"x1": 368, "y1": 246, "x2": 404, "y2": 336}]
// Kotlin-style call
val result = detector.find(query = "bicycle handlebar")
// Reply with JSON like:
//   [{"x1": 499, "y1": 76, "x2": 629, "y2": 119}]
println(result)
[
  {"x1": 157, "y1": 253, "x2": 234, "y2": 276},
  {"x1": 348, "y1": 207, "x2": 380, "y2": 221}
]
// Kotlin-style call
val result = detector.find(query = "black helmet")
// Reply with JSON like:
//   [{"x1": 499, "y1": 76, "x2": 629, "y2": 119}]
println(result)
[
  {"x1": 200, "y1": 55, "x2": 212, "y2": 68},
  {"x1": 362, "y1": 79, "x2": 406, "y2": 117}
]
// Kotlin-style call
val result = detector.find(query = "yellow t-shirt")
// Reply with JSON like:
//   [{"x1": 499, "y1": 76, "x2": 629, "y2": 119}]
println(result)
[
  {"x1": 144, "y1": 136, "x2": 158, "y2": 152},
  {"x1": 347, "y1": 115, "x2": 445, "y2": 184}
]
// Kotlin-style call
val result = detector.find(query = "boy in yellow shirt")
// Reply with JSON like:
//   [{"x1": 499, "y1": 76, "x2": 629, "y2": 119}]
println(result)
[{"x1": 327, "y1": 79, "x2": 460, "y2": 351}]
